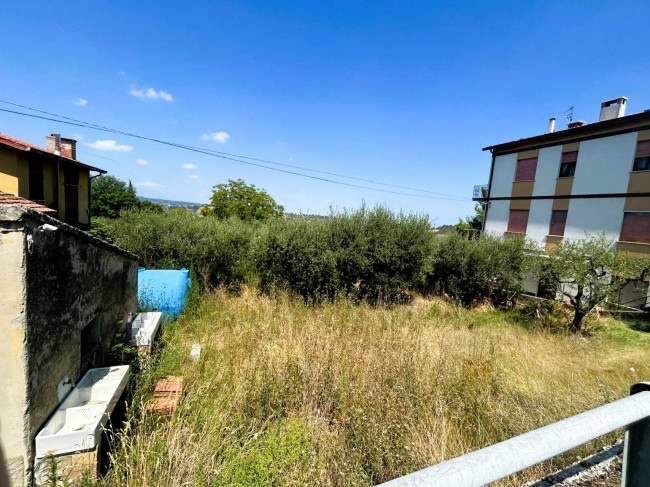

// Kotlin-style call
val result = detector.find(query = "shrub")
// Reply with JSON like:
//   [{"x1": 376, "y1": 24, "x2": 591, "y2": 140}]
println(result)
[
  {"x1": 428, "y1": 233, "x2": 528, "y2": 307},
  {"x1": 258, "y1": 218, "x2": 339, "y2": 302}
]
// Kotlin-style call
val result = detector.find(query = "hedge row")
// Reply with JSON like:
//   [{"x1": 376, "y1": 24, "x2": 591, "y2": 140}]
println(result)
[{"x1": 96, "y1": 207, "x2": 527, "y2": 305}]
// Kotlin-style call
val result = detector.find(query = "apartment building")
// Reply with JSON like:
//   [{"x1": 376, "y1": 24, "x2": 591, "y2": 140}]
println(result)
[{"x1": 477, "y1": 97, "x2": 649, "y2": 307}]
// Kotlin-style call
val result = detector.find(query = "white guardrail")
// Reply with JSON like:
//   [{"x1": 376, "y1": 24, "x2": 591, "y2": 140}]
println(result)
[{"x1": 378, "y1": 382, "x2": 650, "y2": 487}]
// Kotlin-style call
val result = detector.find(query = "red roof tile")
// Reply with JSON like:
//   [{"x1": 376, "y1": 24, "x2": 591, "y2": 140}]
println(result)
[
  {"x1": 0, "y1": 132, "x2": 105, "y2": 172},
  {"x1": 0, "y1": 191, "x2": 57, "y2": 214}
]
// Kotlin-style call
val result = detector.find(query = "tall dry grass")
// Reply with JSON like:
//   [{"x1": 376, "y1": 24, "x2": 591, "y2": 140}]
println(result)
[{"x1": 101, "y1": 289, "x2": 650, "y2": 486}]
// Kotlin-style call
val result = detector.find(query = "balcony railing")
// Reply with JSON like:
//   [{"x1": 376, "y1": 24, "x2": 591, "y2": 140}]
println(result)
[{"x1": 473, "y1": 184, "x2": 488, "y2": 199}]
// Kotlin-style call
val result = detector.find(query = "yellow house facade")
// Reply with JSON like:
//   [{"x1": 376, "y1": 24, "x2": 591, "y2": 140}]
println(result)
[{"x1": 0, "y1": 132, "x2": 106, "y2": 228}]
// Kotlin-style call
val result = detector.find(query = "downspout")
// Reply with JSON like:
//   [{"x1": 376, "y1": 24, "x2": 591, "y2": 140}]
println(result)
[
  {"x1": 56, "y1": 160, "x2": 60, "y2": 218},
  {"x1": 481, "y1": 150, "x2": 496, "y2": 234},
  {"x1": 89, "y1": 173, "x2": 102, "y2": 227}
]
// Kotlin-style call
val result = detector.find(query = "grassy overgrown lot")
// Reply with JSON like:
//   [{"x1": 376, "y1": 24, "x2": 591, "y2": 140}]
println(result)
[{"x1": 102, "y1": 288, "x2": 650, "y2": 487}]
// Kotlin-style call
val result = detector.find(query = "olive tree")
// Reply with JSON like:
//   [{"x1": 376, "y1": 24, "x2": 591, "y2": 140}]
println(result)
[{"x1": 543, "y1": 235, "x2": 650, "y2": 333}]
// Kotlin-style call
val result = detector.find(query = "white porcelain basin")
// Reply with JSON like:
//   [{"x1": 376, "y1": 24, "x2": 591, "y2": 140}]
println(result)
[
  {"x1": 130, "y1": 312, "x2": 163, "y2": 347},
  {"x1": 35, "y1": 365, "x2": 129, "y2": 458}
]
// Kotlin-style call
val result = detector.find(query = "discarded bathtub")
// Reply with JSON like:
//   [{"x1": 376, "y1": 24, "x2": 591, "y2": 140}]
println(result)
[{"x1": 137, "y1": 268, "x2": 191, "y2": 318}]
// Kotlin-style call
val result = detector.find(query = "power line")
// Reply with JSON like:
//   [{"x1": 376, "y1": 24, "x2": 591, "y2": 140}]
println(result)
[
  {"x1": 0, "y1": 98, "x2": 469, "y2": 200},
  {"x1": 0, "y1": 102, "x2": 470, "y2": 202}
]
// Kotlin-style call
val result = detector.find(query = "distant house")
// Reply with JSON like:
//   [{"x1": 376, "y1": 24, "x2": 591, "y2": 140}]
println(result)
[
  {"x1": 477, "y1": 97, "x2": 650, "y2": 307},
  {"x1": 0, "y1": 132, "x2": 106, "y2": 229}
]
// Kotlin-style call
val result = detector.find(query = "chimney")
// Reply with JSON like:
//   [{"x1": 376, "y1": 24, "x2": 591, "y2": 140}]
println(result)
[
  {"x1": 568, "y1": 120, "x2": 585, "y2": 129},
  {"x1": 46, "y1": 133, "x2": 62, "y2": 155},
  {"x1": 599, "y1": 97, "x2": 627, "y2": 121},
  {"x1": 547, "y1": 118, "x2": 556, "y2": 134},
  {"x1": 60, "y1": 137, "x2": 77, "y2": 159}
]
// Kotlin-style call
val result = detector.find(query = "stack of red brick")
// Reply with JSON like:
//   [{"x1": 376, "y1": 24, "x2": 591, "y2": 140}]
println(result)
[{"x1": 147, "y1": 376, "x2": 184, "y2": 415}]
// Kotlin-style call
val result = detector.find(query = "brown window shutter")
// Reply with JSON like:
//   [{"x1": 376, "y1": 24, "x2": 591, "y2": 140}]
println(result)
[
  {"x1": 549, "y1": 210, "x2": 567, "y2": 236},
  {"x1": 514, "y1": 158, "x2": 538, "y2": 181},
  {"x1": 507, "y1": 210, "x2": 529, "y2": 233},
  {"x1": 620, "y1": 212, "x2": 650, "y2": 243},
  {"x1": 635, "y1": 141, "x2": 650, "y2": 158},
  {"x1": 561, "y1": 151, "x2": 578, "y2": 163}
]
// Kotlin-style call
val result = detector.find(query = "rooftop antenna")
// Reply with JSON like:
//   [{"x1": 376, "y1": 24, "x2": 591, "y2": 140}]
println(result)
[{"x1": 564, "y1": 106, "x2": 575, "y2": 124}]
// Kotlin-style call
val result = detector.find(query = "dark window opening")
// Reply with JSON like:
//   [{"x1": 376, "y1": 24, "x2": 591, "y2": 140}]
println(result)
[
  {"x1": 28, "y1": 160, "x2": 44, "y2": 202},
  {"x1": 549, "y1": 210, "x2": 568, "y2": 236},
  {"x1": 80, "y1": 317, "x2": 102, "y2": 376},
  {"x1": 559, "y1": 151, "x2": 578, "y2": 178},
  {"x1": 559, "y1": 161, "x2": 576, "y2": 178},
  {"x1": 64, "y1": 166, "x2": 80, "y2": 186},
  {"x1": 633, "y1": 156, "x2": 650, "y2": 171},
  {"x1": 634, "y1": 141, "x2": 650, "y2": 171}
]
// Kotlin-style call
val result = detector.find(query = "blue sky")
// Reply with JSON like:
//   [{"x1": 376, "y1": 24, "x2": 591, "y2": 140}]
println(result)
[{"x1": 2, "y1": 1, "x2": 650, "y2": 224}]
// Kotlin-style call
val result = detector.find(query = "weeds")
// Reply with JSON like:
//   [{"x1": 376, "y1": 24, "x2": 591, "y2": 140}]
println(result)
[{"x1": 98, "y1": 289, "x2": 650, "y2": 486}]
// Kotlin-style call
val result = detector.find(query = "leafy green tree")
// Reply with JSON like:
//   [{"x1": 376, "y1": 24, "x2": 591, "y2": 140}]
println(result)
[
  {"x1": 456, "y1": 187, "x2": 486, "y2": 237},
  {"x1": 203, "y1": 179, "x2": 284, "y2": 221},
  {"x1": 91, "y1": 175, "x2": 141, "y2": 218},
  {"x1": 543, "y1": 235, "x2": 650, "y2": 333}
]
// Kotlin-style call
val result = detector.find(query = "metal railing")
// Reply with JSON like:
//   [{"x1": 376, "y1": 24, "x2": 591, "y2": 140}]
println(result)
[
  {"x1": 473, "y1": 184, "x2": 488, "y2": 199},
  {"x1": 378, "y1": 382, "x2": 650, "y2": 487}
]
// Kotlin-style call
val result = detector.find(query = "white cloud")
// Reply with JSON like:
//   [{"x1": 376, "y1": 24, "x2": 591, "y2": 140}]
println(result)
[
  {"x1": 85, "y1": 139, "x2": 133, "y2": 152},
  {"x1": 201, "y1": 131, "x2": 229, "y2": 143},
  {"x1": 128, "y1": 85, "x2": 174, "y2": 102},
  {"x1": 137, "y1": 181, "x2": 165, "y2": 190},
  {"x1": 181, "y1": 163, "x2": 196, "y2": 169},
  {"x1": 136, "y1": 158, "x2": 150, "y2": 166},
  {"x1": 188, "y1": 174, "x2": 199, "y2": 180},
  {"x1": 118, "y1": 70, "x2": 126, "y2": 76},
  {"x1": 73, "y1": 98, "x2": 88, "y2": 107}
]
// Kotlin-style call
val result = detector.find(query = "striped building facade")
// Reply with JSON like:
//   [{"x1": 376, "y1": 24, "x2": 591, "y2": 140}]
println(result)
[{"x1": 479, "y1": 97, "x2": 650, "y2": 308}]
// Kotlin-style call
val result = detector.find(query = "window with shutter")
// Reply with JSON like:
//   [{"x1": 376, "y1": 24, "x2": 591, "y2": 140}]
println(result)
[
  {"x1": 549, "y1": 210, "x2": 568, "y2": 236},
  {"x1": 507, "y1": 210, "x2": 529, "y2": 234},
  {"x1": 559, "y1": 151, "x2": 578, "y2": 178},
  {"x1": 514, "y1": 158, "x2": 537, "y2": 181},
  {"x1": 633, "y1": 141, "x2": 650, "y2": 171},
  {"x1": 620, "y1": 212, "x2": 650, "y2": 243}
]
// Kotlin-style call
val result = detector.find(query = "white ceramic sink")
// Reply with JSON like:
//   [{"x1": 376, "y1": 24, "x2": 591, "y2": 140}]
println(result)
[
  {"x1": 130, "y1": 311, "x2": 163, "y2": 347},
  {"x1": 35, "y1": 365, "x2": 129, "y2": 458}
]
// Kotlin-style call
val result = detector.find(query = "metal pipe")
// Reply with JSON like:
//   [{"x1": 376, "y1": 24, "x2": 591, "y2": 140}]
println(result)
[{"x1": 379, "y1": 388, "x2": 650, "y2": 487}]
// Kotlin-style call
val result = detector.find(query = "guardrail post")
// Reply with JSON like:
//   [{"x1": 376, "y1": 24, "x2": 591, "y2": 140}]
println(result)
[{"x1": 622, "y1": 381, "x2": 650, "y2": 487}]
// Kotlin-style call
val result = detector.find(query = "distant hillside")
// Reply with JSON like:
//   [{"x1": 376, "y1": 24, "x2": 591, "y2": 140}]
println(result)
[{"x1": 139, "y1": 197, "x2": 203, "y2": 211}]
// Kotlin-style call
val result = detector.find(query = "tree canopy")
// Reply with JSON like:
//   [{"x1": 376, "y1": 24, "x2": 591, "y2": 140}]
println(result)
[
  {"x1": 91, "y1": 175, "x2": 162, "y2": 218},
  {"x1": 542, "y1": 235, "x2": 650, "y2": 332},
  {"x1": 202, "y1": 179, "x2": 284, "y2": 221}
]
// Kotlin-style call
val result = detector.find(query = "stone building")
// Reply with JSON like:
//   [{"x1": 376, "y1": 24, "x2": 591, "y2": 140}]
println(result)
[{"x1": 0, "y1": 202, "x2": 138, "y2": 486}]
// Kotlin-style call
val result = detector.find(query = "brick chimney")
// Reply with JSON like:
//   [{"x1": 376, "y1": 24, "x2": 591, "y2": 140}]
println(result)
[
  {"x1": 46, "y1": 134, "x2": 76, "y2": 159},
  {"x1": 46, "y1": 133, "x2": 61, "y2": 155},
  {"x1": 61, "y1": 137, "x2": 77, "y2": 159}
]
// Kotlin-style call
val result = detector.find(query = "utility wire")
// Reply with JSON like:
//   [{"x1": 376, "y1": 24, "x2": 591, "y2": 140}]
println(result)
[
  {"x1": 0, "y1": 98, "x2": 468, "y2": 200},
  {"x1": 0, "y1": 102, "x2": 470, "y2": 201}
]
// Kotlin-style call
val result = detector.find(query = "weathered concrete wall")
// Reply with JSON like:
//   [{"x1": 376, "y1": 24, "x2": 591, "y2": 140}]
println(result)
[
  {"x1": 0, "y1": 205, "x2": 138, "y2": 486},
  {"x1": 0, "y1": 211, "x2": 29, "y2": 485}
]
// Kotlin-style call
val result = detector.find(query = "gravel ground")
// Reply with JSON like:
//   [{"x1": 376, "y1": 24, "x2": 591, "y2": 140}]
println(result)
[{"x1": 525, "y1": 442, "x2": 622, "y2": 487}]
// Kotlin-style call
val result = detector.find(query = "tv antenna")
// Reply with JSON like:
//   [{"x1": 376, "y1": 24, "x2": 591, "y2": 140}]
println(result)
[{"x1": 564, "y1": 106, "x2": 575, "y2": 123}]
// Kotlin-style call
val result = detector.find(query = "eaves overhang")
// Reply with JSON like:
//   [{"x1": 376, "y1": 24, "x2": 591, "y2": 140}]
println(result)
[{"x1": 483, "y1": 110, "x2": 650, "y2": 155}]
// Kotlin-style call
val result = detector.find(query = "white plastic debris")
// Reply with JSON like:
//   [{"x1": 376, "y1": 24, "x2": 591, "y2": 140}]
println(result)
[{"x1": 190, "y1": 344, "x2": 202, "y2": 361}]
